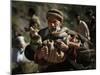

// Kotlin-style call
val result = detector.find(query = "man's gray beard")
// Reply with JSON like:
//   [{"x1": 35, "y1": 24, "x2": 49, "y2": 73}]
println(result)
[{"x1": 49, "y1": 26, "x2": 61, "y2": 33}]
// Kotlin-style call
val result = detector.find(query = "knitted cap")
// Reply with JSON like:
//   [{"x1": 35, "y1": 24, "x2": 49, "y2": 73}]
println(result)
[{"x1": 46, "y1": 9, "x2": 63, "y2": 22}]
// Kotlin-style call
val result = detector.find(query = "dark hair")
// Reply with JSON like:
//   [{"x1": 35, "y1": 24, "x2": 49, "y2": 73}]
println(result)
[
  {"x1": 74, "y1": 13, "x2": 80, "y2": 18},
  {"x1": 28, "y1": 8, "x2": 36, "y2": 17}
]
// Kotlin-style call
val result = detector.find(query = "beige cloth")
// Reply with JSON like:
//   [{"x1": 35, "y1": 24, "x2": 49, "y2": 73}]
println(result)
[{"x1": 75, "y1": 20, "x2": 90, "y2": 40}]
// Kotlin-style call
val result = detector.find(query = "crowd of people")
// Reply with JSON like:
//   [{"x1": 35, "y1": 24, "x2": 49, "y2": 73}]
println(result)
[{"x1": 12, "y1": 8, "x2": 96, "y2": 74}]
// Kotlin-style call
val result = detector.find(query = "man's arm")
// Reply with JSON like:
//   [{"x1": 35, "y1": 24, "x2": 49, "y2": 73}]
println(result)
[{"x1": 67, "y1": 35, "x2": 81, "y2": 48}]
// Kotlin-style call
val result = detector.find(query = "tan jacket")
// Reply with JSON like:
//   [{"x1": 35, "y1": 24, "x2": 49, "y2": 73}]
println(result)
[{"x1": 75, "y1": 20, "x2": 90, "y2": 40}]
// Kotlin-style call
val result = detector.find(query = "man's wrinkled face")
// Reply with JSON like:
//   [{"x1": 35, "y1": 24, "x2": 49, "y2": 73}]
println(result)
[{"x1": 47, "y1": 17, "x2": 61, "y2": 32}]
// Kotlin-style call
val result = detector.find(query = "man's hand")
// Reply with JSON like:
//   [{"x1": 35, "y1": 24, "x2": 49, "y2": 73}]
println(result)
[
  {"x1": 67, "y1": 35, "x2": 81, "y2": 49},
  {"x1": 55, "y1": 40, "x2": 69, "y2": 52}
]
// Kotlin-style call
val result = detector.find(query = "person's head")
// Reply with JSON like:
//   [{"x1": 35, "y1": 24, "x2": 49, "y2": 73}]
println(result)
[
  {"x1": 75, "y1": 14, "x2": 80, "y2": 21},
  {"x1": 28, "y1": 8, "x2": 35, "y2": 17},
  {"x1": 46, "y1": 9, "x2": 63, "y2": 32},
  {"x1": 15, "y1": 35, "x2": 26, "y2": 49},
  {"x1": 29, "y1": 15, "x2": 40, "y2": 29},
  {"x1": 77, "y1": 15, "x2": 80, "y2": 21}
]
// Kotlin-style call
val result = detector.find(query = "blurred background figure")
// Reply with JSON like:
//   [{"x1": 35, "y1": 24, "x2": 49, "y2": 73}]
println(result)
[
  {"x1": 12, "y1": 32, "x2": 27, "y2": 74},
  {"x1": 25, "y1": 8, "x2": 40, "y2": 32},
  {"x1": 74, "y1": 14, "x2": 90, "y2": 40},
  {"x1": 85, "y1": 10, "x2": 96, "y2": 46},
  {"x1": 12, "y1": 32, "x2": 39, "y2": 74}
]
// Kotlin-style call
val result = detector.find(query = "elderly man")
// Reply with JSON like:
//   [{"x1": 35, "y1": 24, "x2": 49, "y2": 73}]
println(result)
[
  {"x1": 33, "y1": 9, "x2": 82, "y2": 72},
  {"x1": 24, "y1": 9, "x2": 95, "y2": 73}
]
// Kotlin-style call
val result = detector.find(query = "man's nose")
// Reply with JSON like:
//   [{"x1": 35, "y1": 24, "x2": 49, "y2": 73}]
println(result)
[{"x1": 51, "y1": 23, "x2": 55, "y2": 27}]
